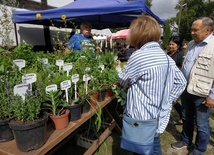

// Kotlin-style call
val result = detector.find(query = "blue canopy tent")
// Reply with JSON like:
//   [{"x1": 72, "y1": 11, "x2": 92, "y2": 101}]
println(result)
[
  {"x1": 12, "y1": 0, "x2": 165, "y2": 51},
  {"x1": 13, "y1": 0, "x2": 165, "y2": 29}
]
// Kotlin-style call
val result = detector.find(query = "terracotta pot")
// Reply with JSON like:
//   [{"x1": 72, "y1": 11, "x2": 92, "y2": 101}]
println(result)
[
  {"x1": 105, "y1": 88, "x2": 114, "y2": 97},
  {"x1": 90, "y1": 92, "x2": 98, "y2": 108},
  {"x1": 49, "y1": 109, "x2": 69, "y2": 130}
]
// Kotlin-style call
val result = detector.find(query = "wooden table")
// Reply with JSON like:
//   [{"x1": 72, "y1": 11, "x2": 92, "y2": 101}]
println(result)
[{"x1": 0, "y1": 96, "x2": 121, "y2": 155}]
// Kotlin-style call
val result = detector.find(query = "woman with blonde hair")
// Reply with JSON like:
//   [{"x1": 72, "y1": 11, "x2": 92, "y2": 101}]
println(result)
[{"x1": 119, "y1": 15, "x2": 186, "y2": 155}]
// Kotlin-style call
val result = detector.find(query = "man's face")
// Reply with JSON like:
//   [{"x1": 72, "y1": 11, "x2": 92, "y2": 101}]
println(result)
[
  {"x1": 82, "y1": 25, "x2": 91, "y2": 37},
  {"x1": 191, "y1": 19, "x2": 210, "y2": 43}
]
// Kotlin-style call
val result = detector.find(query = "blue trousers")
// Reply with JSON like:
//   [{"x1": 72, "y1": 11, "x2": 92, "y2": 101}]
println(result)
[
  {"x1": 181, "y1": 89, "x2": 210, "y2": 155},
  {"x1": 133, "y1": 136, "x2": 162, "y2": 155}
]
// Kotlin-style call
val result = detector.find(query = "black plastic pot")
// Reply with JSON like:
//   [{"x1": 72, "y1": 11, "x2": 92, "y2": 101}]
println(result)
[
  {"x1": 67, "y1": 103, "x2": 83, "y2": 121},
  {"x1": 0, "y1": 118, "x2": 14, "y2": 142},
  {"x1": 9, "y1": 113, "x2": 48, "y2": 152},
  {"x1": 82, "y1": 100, "x2": 91, "y2": 113},
  {"x1": 98, "y1": 89, "x2": 106, "y2": 102}
]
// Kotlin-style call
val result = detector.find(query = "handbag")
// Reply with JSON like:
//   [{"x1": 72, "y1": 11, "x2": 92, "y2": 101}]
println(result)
[
  {"x1": 120, "y1": 115, "x2": 158, "y2": 155},
  {"x1": 120, "y1": 54, "x2": 169, "y2": 155}
]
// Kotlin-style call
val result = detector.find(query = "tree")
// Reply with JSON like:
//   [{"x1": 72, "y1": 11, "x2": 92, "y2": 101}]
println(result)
[
  {"x1": 162, "y1": 20, "x2": 171, "y2": 51},
  {"x1": 146, "y1": 0, "x2": 152, "y2": 7},
  {"x1": 0, "y1": 0, "x2": 18, "y2": 50},
  {"x1": 175, "y1": 0, "x2": 214, "y2": 41}
]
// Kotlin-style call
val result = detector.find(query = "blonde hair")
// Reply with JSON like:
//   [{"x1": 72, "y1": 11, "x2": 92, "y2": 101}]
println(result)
[{"x1": 129, "y1": 15, "x2": 161, "y2": 49}]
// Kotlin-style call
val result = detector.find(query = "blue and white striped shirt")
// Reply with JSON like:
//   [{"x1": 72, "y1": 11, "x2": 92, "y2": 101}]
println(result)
[{"x1": 118, "y1": 42, "x2": 187, "y2": 134}]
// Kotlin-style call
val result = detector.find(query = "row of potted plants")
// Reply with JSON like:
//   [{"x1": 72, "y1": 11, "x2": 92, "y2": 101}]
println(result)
[{"x1": 0, "y1": 42, "x2": 119, "y2": 152}]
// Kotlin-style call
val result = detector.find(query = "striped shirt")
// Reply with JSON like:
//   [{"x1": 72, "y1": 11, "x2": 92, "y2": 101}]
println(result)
[{"x1": 118, "y1": 42, "x2": 187, "y2": 134}]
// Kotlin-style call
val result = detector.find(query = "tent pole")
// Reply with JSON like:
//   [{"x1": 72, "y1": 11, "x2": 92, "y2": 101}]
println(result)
[
  {"x1": 14, "y1": 23, "x2": 18, "y2": 46},
  {"x1": 43, "y1": 25, "x2": 52, "y2": 52}
]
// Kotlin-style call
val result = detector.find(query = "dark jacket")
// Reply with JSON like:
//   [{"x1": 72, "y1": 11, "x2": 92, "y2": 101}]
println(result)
[{"x1": 167, "y1": 50, "x2": 185, "y2": 69}]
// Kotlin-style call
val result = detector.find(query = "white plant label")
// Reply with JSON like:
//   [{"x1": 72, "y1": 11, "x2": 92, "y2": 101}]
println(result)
[
  {"x1": 116, "y1": 66, "x2": 122, "y2": 73},
  {"x1": 60, "y1": 80, "x2": 71, "y2": 90},
  {"x1": 60, "y1": 80, "x2": 71, "y2": 103},
  {"x1": 85, "y1": 67, "x2": 91, "y2": 72},
  {"x1": 83, "y1": 74, "x2": 91, "y2": 94},
  {"x1": 42, "y1": 58, "x2": 48, "y2": 64},
  {"x1": 99, "y1": 64, "x2": 104, "y2": 73},
  {"x1": 72, "y1": 74, "x2": 79, "y2": 83},
  {"x1": 56, "y1": 60, "x2": 64, "y2": 71},
  {"x1": 83, "y1": 74, "x2": 91, "y2": 81},
  {"x1": 13, "y1": 59, "x2": 26, "y2": 71},
  {"x1": 72, "y1": 74, "x2": 79, "y2": 99},
  {"x1": 63, "y1": 63, "x2": 73, "y2": 76},
  {"x1": 114, "y1": 56, "x2": 118, "y2": 61},
  {"x1": 14, "y1": 83, "x2": 29, "y2": 100},
  {"x1": 22, "y1": 73, "x2": 37, "y2": 84},
  {"x1": 46, "y1": 84, "x2": 57, "y2": 93}
]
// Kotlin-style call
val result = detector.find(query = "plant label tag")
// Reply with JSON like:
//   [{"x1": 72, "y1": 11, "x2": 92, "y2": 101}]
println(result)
[
  {"x1": 56, "y1": 60, "x2": 64, "y2": 66},
  {"x1": 42, "y1": 58, "x2": 48, "y2": 64},
  {"x1": 83, "y1": 74, "x2": 91, "y2": 81},
  {"x1": 56, "y1": 60, "x2": 64, "y2": 70},
  {"x1": 14, "y1": 83, "x2": 29, "y2": 100},
  {"x1": 99, "y1": 64, "x2": 104, "y2": 72},
  {"x1": 22, "y1": 73, "x2": 37, "y2": 84},
  {"x1": 46, "y1": 84, "x2": 57, "y2": 93},
  {"x1": 72, "y1": 74, "x2": 79, "y2": 83},
  {"x1": 85, "y1": 67, "x2": 91, "y2": 72},
  {"x1": 13, "y1": 59, "x2": 25, "y2": 71},
  {"x1": 63, "y1": 63, "x2": 73, "y2": 71},
  {"x1": 114, "y1": 56, "x2": 118, "y2": 61},
  {"x1": 60, "y1": 80, "x2": 71, "y2": 90},
  {"x1": 115, "y1": 66, "x2": 122, "y2": 73}
]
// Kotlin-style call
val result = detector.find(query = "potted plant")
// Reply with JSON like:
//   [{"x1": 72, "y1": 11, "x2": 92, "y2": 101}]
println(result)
[
  {"x1": 43, "y1": 88, "x2": 69, "y2": 130},
  {"x1": 0, "y1": 64, "x2": 22, "y2": 142},
  {"x1": 0, "y1": 83, "x2": 14, "y2": 142},
  {"x1": 9, "y1": 83, "x2": 48, "y2": 152}
]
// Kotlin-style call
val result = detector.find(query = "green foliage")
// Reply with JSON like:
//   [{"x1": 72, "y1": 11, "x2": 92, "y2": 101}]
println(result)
[
  {"x1": 0, "y1": 64, "x2": 22, "y2": 119},
  {"x1": 175, "y1": 0, "x2": 214, "y2": 40},
  {"x1": 43, "y1": 90, "x2": 67, "y2": 116},
  {"x1": 10, "y1": 42, "x2": 34, "y2": 64},
  {"x1": 11, "y1": 92, "x2": 42, "y2": 122},
  {"x1": 0, "y1": 88, "x2": 13, "y2": 119},
  {"x1": 162, "y1": 20, "x2": 171, "y2": 50},
  {"x1": 111, "y1": 84, "x2": 127, "y2": 107}
]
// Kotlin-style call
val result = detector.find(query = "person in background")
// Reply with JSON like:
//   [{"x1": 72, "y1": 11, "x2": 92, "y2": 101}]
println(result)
[
  {"x1": 68, "y1": 29, "x2": 75, "y2": 40},
  {"x1": 168, "y1": 36, "x2": 185, "y2": 125},
  {"x1": 171, "y1": 17, "x2": 214, "y2": 155},
  {"x1": 118, "y1": 15, "x2": 186, "y2": 155},
  {"x1": 181, "y1": 41, "x2": 188, "y2": 51},
  {"x1": 65, "y1": 21, "x2": 93, "y2": 52}
]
